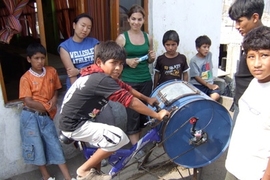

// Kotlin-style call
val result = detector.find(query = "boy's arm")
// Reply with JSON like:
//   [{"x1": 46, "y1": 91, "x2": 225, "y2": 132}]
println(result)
[
  {"x1": 194, "y1": 76, "x2": 219, "y2": 90},
  {"x1": 182, "y1": 56, "x2": 189, "y2": 82},
  {"x1": 183, "y1": 71, "x2": 189, "y2": 82},
  {"x1": 154, "y1": 71, "x2": 160, "y2": 89},
  {"x1": 47, "y1": 90, "x2": 58, "y2": 111},
  {"x1": 19, "y1": 76, "x2": 46, "y2": 112},
  {"x1": 194, "y1": 76, "x2": 208, "y2": 86},
  {"x1": 128, "y1": 97, "x2": 169, "y2": 121},
  {"x1": 129, "y1": 88, "x2": 157, "y2": 106},
  {"x1": 22, "y1": 89, "x2": 59, "y2": 113},
  {"x1": 108, "y1": 85, "x2": 170, "y2": 121},
  {"x1": 23, "y1": 97, "x2": 47, "y2": 112}
]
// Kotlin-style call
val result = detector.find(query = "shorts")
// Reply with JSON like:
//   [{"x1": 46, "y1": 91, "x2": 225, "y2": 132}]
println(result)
[
  {"x1": 193, "y1": 84, "x2": 220, "y2": 97},
  {"x1": 125, "y1": 80, "x2": 153, "y2": 134},
  {"x1": 62, "y1": 121, "x2": 129, "y2": 152},
  {"x1": 20, "y1": 110, "x2": 66, "y2": 166}
]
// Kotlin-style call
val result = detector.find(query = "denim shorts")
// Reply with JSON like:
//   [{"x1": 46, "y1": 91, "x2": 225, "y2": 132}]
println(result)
[
  {"x1": 20, "y1": 110, "x2": 66, "y2": 165},
  {"x1": 193, "y1": 84, "x2": 220, "y2": 96}
]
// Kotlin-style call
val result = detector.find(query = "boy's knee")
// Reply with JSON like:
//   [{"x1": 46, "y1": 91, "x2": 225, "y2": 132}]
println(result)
[{"x1": 210, "y1": 92, "x2": 220, "y2": 101}]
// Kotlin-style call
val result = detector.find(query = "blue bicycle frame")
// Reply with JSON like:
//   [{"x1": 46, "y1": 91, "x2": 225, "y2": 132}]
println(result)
[
  {"x1": 81, "y1": 121, "x2": 164, "y2": 177},
  {"x1": 60, "y1": 80, "x2": 232, "y2": 179}
]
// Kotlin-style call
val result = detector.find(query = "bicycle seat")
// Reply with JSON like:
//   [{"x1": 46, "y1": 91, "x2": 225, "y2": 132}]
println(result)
[{"x1": 59, "y1": 131, "x2": 74, "y2": 144}]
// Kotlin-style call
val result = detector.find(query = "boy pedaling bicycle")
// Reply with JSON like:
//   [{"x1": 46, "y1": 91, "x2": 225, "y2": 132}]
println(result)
[{"x1": 59, "y1": 41, "x2": 170, "y2": 180}]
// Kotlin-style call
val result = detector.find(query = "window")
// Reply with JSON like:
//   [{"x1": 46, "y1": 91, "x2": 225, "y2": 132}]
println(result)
[
  {"x1": 109, "y1": 0, "x2": 148, "y2": 40},
  {"x1": 0, "y1": 0, "x2": 149, "y2": 105},
  {"x1": 119, "y1": 0, "x2": 143, "y2": 33},
  {"x1": 0, "y1": 1, "x2": 40, "y2": 104},
  {"x1": 0, "y1": 40, "x2": 35, "y2": 103}
]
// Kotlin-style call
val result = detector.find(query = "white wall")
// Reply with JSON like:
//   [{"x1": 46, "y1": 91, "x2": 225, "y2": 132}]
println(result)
[
  {"x1": 149, "y1": 0, "x2": 223, "y2": 77},
  {"x1": 0, "y1": 84, "x2": 36, "y2": 179}
]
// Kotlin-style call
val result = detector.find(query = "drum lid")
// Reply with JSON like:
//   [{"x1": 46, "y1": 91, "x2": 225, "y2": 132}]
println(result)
[{"x1": 163, "y1": 99, "x2": 232, "y2": 168}]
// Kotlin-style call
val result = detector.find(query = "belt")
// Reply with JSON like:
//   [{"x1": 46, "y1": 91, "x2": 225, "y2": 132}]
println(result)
[{"x1": 22, "y1": 107, "x2": 48, "y2": 116}]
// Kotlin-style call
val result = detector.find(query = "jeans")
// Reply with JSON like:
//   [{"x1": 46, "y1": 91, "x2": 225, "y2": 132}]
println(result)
[{"x1": 20, "y1": 110, "x2": 66, "y2": 165}]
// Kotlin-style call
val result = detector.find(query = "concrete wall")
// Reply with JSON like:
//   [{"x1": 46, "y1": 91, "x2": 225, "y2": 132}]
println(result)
[
  {"x1": 0, "y1": 85, "x2": 78, "y2": 179},
  {"x1": 0, "y1": 84, "x2": 36, "y2": 179},
  {"x1": 149, "y1": 0, "x2": 223, "y2": 77}
]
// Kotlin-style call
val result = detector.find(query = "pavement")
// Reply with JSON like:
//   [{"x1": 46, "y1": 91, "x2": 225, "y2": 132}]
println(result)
[
  {"x1": 5, "y1": 140, "x2": 228, "y2": 180},
  {"x1": 6, "y1": 96, "x2": 232, "y2": 180}
]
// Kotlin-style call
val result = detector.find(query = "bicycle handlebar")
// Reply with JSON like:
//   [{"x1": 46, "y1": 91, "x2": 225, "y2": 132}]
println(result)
[
  {"x1": 144, "y1": 103, "x2": 178, "y2": 126},
  {"x1": 153, "y1": 102, "x2": 162, "y2": 112},
  {"x1": 144, "y1": 115, "x2": 169, "y2": 126}
]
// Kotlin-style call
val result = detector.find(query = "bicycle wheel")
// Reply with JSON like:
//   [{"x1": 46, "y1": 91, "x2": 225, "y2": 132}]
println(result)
[{"x1": 162, "y1": 99, "x2": 232, "y2": 168}]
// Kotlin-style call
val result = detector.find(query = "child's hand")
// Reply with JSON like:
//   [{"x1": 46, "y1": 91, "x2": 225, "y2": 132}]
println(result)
[
  {"x1": 207, "y1": 83, "x2": 219, "y2": 90},
  {"x1": 67, "y1": 67, "x2": 80, "y2": 77},
  {"x1": 147, "y1": 97, "x2": 159, "y2": 106},
  {"x1": 212, "y1": 84, "x2": 219, "y2": 90},
  {"x1": 126, "y1": 58, "x2": 139, "y2": 68},
  {"x1": 156, "y1": 109, "x2": 170, "y2": 121},
  {"x1": 47, "y1": 97, "x2": 57, "y2": 111}
]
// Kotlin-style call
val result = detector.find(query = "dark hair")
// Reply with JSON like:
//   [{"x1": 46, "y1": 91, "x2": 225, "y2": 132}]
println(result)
[
  {"x1": 228, "y1": 0, "x2": 264, "y2": 20},
  {"x1": 162, "y1": 30, "x2": 180, "y2": 45},
  {"x1": 95, "y1": 41, "x2": 126, "y2": 63},
  {"x1": 127, "y1": 4, "x2": 145, "y2": 18},
  {"x1": 242, "y1": 26, "x2": 270, "y2": 54},
  {"x1": 73, "y1": 13, "x2": 93, "y2": 25},
  {"x1": 72, "y1": 13, "x2": 93, "y2": 36},
  {"x1": 26, "y1": 43, "x2": 46, "y2": 58},
  {"x1": 195, "y1": 35, "x2": 211, "y2": 48}
]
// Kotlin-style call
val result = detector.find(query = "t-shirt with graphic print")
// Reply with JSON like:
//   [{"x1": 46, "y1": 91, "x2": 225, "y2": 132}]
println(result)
[
  {"x1": 155, "y1": 53, "x2": 189, "y2": 85},
  {"x1": 59, "y1": 64, "x2": 133, "y2": 132},
  {"x1": 58, "y1": 37, "x2": 99, "y2": 89},
  {"x1": 189, "y1": 52, "x2": 213, "y2": 85},
  {"x1": 19, "y1": 66, "x2": 62, "y2": 119}
]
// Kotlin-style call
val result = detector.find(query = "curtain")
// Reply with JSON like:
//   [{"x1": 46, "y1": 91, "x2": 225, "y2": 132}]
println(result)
[
  {"x1": 54, "y1": 0, "x2": 76, "y2": 39},
  {"x1": 0, "y1": 0, "x2": 29, "y2": 44},
  {"x1": 54, "y1": 0, "x2": 110, "y2": 41},
  {"x1": 88, "y1": 0, "x2": 110, "y2": 41},
  {"x1": 20, "y1": 1, "x2": 37, "y2": 38}
]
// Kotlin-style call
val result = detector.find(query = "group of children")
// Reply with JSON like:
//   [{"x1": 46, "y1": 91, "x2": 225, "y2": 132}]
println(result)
[
  {"x1": 154, "y1": 31, "x2": 220, "y2": 101},
  {"x1": 19, "y1": 30, "x2": 217, "y2": 180},
  {"x1": 18, "y1": 0, "x2": 270, "y2": 180}
]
